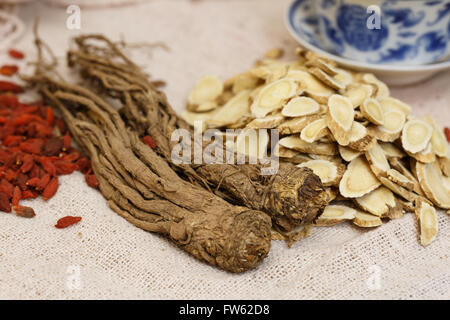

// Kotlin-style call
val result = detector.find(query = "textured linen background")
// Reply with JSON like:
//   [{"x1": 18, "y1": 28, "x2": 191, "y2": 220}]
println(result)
[{"x1": 0, "y1": 0, "x2": 449, "y2": 299}]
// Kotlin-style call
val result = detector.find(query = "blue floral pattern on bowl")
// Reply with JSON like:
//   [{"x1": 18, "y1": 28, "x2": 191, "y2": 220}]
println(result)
[{"x1": 289, "y1": 0, "x2": 450, "y2": 65}]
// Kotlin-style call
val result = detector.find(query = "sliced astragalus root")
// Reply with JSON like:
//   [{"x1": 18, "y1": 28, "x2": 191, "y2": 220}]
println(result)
[
  {"x1": 277, "y1": 114, "x2": 321, "y2": 135},
  {"x1": 333, "y1": 68, "x2": 354, "y2": 88},
  {"x1": 297, "y1": 159, "x2": 345, "y2": 187},
  {"x1": 366, "y1": 142, "x2": 390, "y2": 176},
  {"x1": 315, "y1": 205, "x2": 356, "y2": 226},
  {"x1": 386, "y1": 168, "x2": 415, "y2": 191},
  {"x1": 368, "y1": 110, "x2": 406, "y2": 142},
  {"x1": 354, "y1": 186, "x2": 396, "y2": 217},
  {"x1": 208, "y1": 90, "x2": 251, "y2": 127},
  {"x1": 415, "y1": 201, "x2": 438, "y2": 247},
  {"x1": 326, "y1": 94, "x2": 354, "y2": 146},
  {"x1": 379, "y1": 176, "x2": 430, "y2": 204},
  {"x1": 401, "y1": 119, "x2": 433, "y2": 154},
  {"x1": 379, "y1": 142, "x2": 405, "y2": 159},
  {"x1": 378, "y1": 97, "x2": 411, "y2": 116},
  {"x1": 246, "y1": 113, "x2": 284, "y2": 129},
  {"x1": 182, "y1": 109, "x2": 218, "y2": 130},
  {"x1": 361, "y1": 73, "x2": 390, "y2": 98},
  {"x1": 309, "y1": 67, "x2": 345, "y2": 90},
  {"x1": 282, "y1": 153, "x2": 313, "y2": 165},
  {"x1": 227, "y1": 73, "x2": 260, "y2": 94},
  {"x1": 273, "y1": 144, "x2": 300, "y2": 159},
  {"x1": 348, "y1": 121, "x2": 376, "y2": 151},
  {"x1": 282, "y1": 97, "x2": 319, "y2": 117},
  {"x1": 384, "y1": 198, "x2": 404, "y2": 220},
  {"x1": 250, "y1": 63, "x2": 288, "y2": 83},
  {"x1": 389, "y1": 158, "x2": 425, "y2": 196},
  {"x1": 236, "y1": 128, "x2": 269, "y2": 159},
  {"x1": 361, "y1": 98, "x2": 384, "y2": 126},
  {"x1": 300, "y1": 118, "x2": 329, "y2": 143},
  {"x1": 415, "y1": 162, "x2": 450, "y2": 209},
  {"x1": 353, "y1": 210, "x2": 383, "y2": 228},
  {"x1": 423, "y1": 116, "x2": 449, "y2": 157},
  {"x1": 339, "y1": 156, "x2": 381, "y2": 198},
  {"x1": 339, "y1": 145, "x2": 362, "y2": 162},
  {"x1": 264, "y1": 47, "x2": 284, "y2": 59},
  {"x1": 279, "y1": 135, "x2": 338, "y2": 156},
  {"x1": 345, "y1": 84, "x2": 373, "y2": 108},
  {"x1": 251, "y1": 79, "x2": 298, "y2": 118},
  {"x1": 406, "y1": 142, "x2": 436, "y2": 164},
  {"x1": 439, "y1": 154, "x2": 450, "y2": 177},
  {"x1": 286, "y1": 70, "x2": 333, "y2": 103},
  {"x1": 188, "y1": 76, "x2": 223, "y2": 110}
]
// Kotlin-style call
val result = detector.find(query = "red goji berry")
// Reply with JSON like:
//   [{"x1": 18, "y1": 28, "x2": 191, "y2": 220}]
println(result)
[
  {"x1": 13, "y1": 114, "x2": 36, "y2": 126},
  {"x1": 14, "y1": 205, "x2": 35, "y2": 218},
  {"x1": 54, "y1": 161, "x2": 77, "y2": 175},
  {"x1": 445, "y1": 127, "x2": 450, "y2": 143},
  {"x1": 8, "y1": 49, "x2": 24, "y2": 60},
  {"x1": 26, "y1": 177, "x2": 40, "y2": 188},
  {"x1": 85, "y1": 173, "x2": 99, "y2": 189},
  {"x1": 12, "y1": 186, "x2": 21, "y2": 206},
  {"x1": 16, "y1": 172, "x2": 28, "y2": 191},
  {"x1": 20, "y1": 154, "x2": 34, "y2": 173},
  {"x1": 0, "y1": 179, "x2": 14, "y2": 198},
  {"x1": 43, "y1": 137, "x2": 63, "y2": 156},
  {"x1": 76, "y1": 157, "x2": 91, "y2": 174},
  {"x1": 62, "y1": 150, "x2": 81, "y2": 163},
  {"x1": 0, "y1": 65, "x2": 19, "y2": 77},
  {"x1": 21, "y1": 190, "x2": 38, "y2": 199},
  {"x1": 42, "y1": 177, "x2": 58, "y2": 200},
  {"x1": 45, "y1": 107, "x2": 54, "y2": 126},
  {"x1": 55, "y1": 216, "x2": 81, "y2": 229},
  {"x1": 0, "y1": 94, "x2": 18, "y2": 108},
  {"x1": 0, "y1": 81, "x2": 24, "y2": 93},
  {"x1": 55, "y1": 118, "x2": 67, "y2": 134},
  {"x1": 62, "y1": 132, "x2": 71, "y2": 150},
  {"x1": 19, "y1": 139, "x2": 44, "y2": 154},
  {"x1": 37, "y1": 174, "x2": 51, "y2": 191},
  {"x1": 3, "y1": 135, "x2": 23, "y2": 147},
  {"x1": 142, "y1": 135, "x2": 157, "y2": 149},
  {"x1": 40, "y1": 157, "x2": 57, "y2": 176},
  {"x1": 0, "y1": 192, "x2": 11, "y2": 213}
]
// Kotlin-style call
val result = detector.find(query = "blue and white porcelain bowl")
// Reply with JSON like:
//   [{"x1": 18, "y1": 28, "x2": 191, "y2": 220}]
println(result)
[
  {"x1": 312, "y1": 0, "x2": 450, "y2": 65},
  {"x1": 286, "y1": 0, "x2": 450, "y2": 85}
]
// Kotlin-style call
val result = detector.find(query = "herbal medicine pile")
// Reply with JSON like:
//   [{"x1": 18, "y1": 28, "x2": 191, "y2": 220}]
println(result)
[{"x1": 184, "y1": 48, "x2": 450, "y2": 247}]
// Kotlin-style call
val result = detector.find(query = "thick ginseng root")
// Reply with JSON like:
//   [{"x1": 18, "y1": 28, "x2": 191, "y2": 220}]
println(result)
[
  {"x1": 250, "y1": 78, "x2": 298, "y2": 118},
  {"x1": 297, "y1": 159, "x2": 345, "y2": 187},
  {"x1": 300, "y1": 118, "x2": 329, "y2": 143},
  {"x1": 361, "y1": 98, "x2": 384, "y2": 126},
  {"x1": 415, "y1": 162, "x2": 450, "y2": 209},
  {"x1": 326, "y1": 94, "x2": 354, "y2": 146},
  {"x1": 401, "y1": 119, "x2": 433, "y2": 154},
  {"x1": 423, "y1": 116, "x2": 449, "y2": 157},
  {"x1": 354, "y1": 186, "x2": 396, "y2": 217},
  {"x1": 279, "y1": 135, "x2": 338, "y2": 156},
  {"x1": 365, "y1": 141, "x2": 390, "y2": 176},
  {"x1": 353, "y1": 210, "x2": 383, "y2": 228},
  {"x1": 344, "y1": 84, "x2": 373, "y2": 108},
  {"x1": 415, "y1": 201, "x2": 438, "y2": 247},
  {"x1": 348, "y1": 121, "x2": 376, "y2": 151},
  {"x1": 282, "y1": 96, "x2": 319, "y2": 117},
  {"x1": 368, "y1": 110, "x2": 405, "y2": 142},
  {"x1": 339, "y1": 156, "x2": 381, "y2": 198},
  {"x1": 188, "y1": 76, "x2": 223, "y2": 111},
  {"x1": 314, "y1": 204, "x2": 356, "y2": 226}
]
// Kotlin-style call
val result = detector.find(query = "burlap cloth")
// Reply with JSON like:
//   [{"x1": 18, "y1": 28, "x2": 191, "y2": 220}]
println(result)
[{"x1": 1, "y1": 0, "x2": 449, "y2": 300}]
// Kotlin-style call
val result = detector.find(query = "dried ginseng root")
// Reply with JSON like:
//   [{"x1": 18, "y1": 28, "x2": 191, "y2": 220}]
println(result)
[
  {"x1": 61, "y1": 35, "x2": 329, "y2": 236},
  {"x1": 415, "y1": 201, "x2": 438, "y2": 246}
]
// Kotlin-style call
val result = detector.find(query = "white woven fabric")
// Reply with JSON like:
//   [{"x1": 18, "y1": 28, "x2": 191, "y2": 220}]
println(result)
[{"x1": 1, "y1": 0, "x2": 449, "y2": 300}]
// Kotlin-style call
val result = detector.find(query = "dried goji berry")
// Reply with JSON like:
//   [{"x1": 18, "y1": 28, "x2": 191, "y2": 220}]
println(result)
[
  {"x1": 14, "y1": 205, "x2": 35, "y2": 218},
  {"x1": 16, "y1": 172, "x2": 28, "y2": 191},
  {"x1": 40, "y1": 157, "x2": 57, "y2": 176},
  {"x1": 13, "y1": 114, "x2": 36, "y2": 126},
  {"x1": 8, "y1": 49, "x2": 24, "y2": 59},
  {"x1": 0, "y1": 81, "x2": 24, "y2": 93},
  {"x1": 43, "y1": 137, "x2": 63, "y2": 156},
  {"x1": 42, "y1": 177, "x2": 58, "y2": 200},
  {"x1": 55, "y1": 118, "x2": 67, "y2": 134},
  {"x1": 21, "y1": 190, "x2": 38, "y2": 199},
  {"x1": 12, "y1": 186, "x2": 21, "y2": 206},
  {"x1": 20, "y1": 154, "x2": 34, "y2": 173},
  {"x1": 19, "y1": 139, "x2": 44, "y2": 154},
  {"x1": 0, "y1": 179, "x2": 14, "y2": 198},
  {"x1": 45, "y1": 107, "x2": 54, "y2": 126},
  {"x1": 142, "y1": 135, "x2": 157, "y2": 148},
  {"x1": 26, "y1": 177, "x2": 40, "y2": 188},
  {"x1": 0, "y1": 192, "x2": 11, "y2": 213},
  {"x1": 37, "y1": 174, "x2": 51, "y2": 191},
  {"x1": 0, "y1": 65, "x2": 19, "y2": 77},
  {"x1": 0, "y1": 94, "x2": 18, "y2": 108},
  {"x1": 54, "y1": 161, "x2": 77, "y2": 175},
  {"x1": 62, "y1": 150, "x2": 81, "y2": 163},
  {"x1": 445, "y1": 127, "x2": 450, "y2": 143},
  {"x1": 55, "y1": 216, "x2": 81, "y2": 229},
  {"x1": 3, "y1": 135, "x2": 23, "y2": 147},
  {"x1": 85, "y1": 173, "x2": 99, "y2": 189},
  {"x1": 62, "y1": 132, "x2": 71, "y2": 150},
  {"x1": 76, "y1": 157, "x2": 91, "y2": 174}
]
